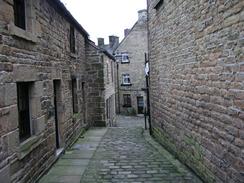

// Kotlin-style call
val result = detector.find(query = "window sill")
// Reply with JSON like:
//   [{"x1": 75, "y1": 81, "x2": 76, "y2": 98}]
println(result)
[
  {"x1": 121, "y1": 83, "x2": 132, "y2": 86},
  {"x1": 17, "y1": 135, "x2": 42, "y2": 160},
  {"x1": 121, "y1": 61, "x2": 130, "y2": 64},
  {"x1": 8, "y1": 23, "x2": 38, "y2": 43},
  {"x1": 123, "y1": 105, "x2": 132, "y2": 108}
]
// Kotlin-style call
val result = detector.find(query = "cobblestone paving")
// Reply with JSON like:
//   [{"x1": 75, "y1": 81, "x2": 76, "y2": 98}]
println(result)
[{"x1": 81, "y1": 116, "x2": 202, "y2": 183}]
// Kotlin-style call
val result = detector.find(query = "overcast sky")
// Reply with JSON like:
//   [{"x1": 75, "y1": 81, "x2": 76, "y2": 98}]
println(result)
[{"x1": 60, "y1": 0, "x2": 147, "y2": 44}]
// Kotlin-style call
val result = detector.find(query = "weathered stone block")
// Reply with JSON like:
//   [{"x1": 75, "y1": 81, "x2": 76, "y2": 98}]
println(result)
[
  {"x1": 13, "y1": 65, "x2": 38, "y2": 82},
  {"x1": 0, "y1": 2, "x2": 13, "y2": 23},
  {"x1": 30, "y1": 97, "x2": 42, "y2": 118},
  {"x1": 34, "y1": 115, "x2": 46, "y2": 135},
  {"x1": 0, "y1": 83, "x2": 17, "y2": 107},
  {"x1": 32, "y1": 81, "x2": 43, "y2": 97},
  {"x1": 0, "y1": 62, "x2": 13, "y2": 72},
  {"x1": 7, "y1": 129, "x2": 18, "y2": 156},
  {"x1": 0, "y1": 105, "x2": 18, "y2": 136},
  {"x1": 0, "y1": 164, "x2": 11, "y2": 183}
]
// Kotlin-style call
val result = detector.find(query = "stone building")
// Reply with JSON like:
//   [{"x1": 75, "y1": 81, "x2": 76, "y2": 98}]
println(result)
[
  {"x1": 115, "y1": 9, "x2": 148, "y2": 115},
  {"x1": 97, "y1": 36, "x2": 120, "y2": 114},
  {"x1": 0, "y1": 0, "x2": 115, "y2": 182},
  {"x1": 86, "y1": 40, "x2": 116, "y2": 127},
  {"x1": 148, "y1": 0, "x2": 243, "y2": 182}
]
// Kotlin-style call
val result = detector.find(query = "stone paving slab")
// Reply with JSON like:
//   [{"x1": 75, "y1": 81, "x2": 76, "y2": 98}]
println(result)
[
  {"x1": 81, "y1": 116, "x2": 202, "y2": 183},
  {"x1": 39, "y1": 175, "x2": 81, "y2": 183},
  {"x1": 38, "y1": 128, "x2": 107, "y2": 183},
  {"x1": 55, "y1": 159, "x2": 90, "y2": 166},
  {"x1": 47, "y1": 166, "x2": 86, "y2": 176}
]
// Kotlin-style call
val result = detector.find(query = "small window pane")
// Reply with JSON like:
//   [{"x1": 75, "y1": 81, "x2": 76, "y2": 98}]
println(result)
[
  {"x1": 17, "y1": 82, "x2": 31, "y2": 142},
  {"x1": 122, "y1": 53, "x2": 129, "y2": 63},
  {"x1": 123, "y1": 94, "x2": 131, "y2": 107},
  {"x1": 122, "y1": 74, "x2": 131, "y2": 84},
  {"x1": 72, "y1": 79, "x2": 78, "y2": 113},
  {"x1": 70, "y1": 26, "x2": 75, "y2": 53},
  {"x1": 14, "y1": 0, "x2": 26, "y2": 30}
]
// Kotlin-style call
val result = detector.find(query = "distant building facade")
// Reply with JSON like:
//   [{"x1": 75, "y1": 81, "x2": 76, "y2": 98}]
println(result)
[
  {"x1": 148, "y1": 0, "x2": 243, "y2": 183},
  {"x1": 0, "y1": 0, "x2": 115, "y2": 182},
  {"x1": 98, "y1": 36, "x2": 119, "y2": 55},
  {"x1": 86, "y1": 40, "x2": 116, "y2": 127},
  {"x1": 115, "y1": 10, "x2": 148, "y2": 115}
]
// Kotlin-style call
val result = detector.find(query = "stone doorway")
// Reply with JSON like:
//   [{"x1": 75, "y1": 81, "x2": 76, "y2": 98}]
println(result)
[
  {"x1": 53, "y1": 80, "x2": 61, "y2": 149},
  {"x1": 137, "y1": 96, "x2": 144, "y2": 114}
]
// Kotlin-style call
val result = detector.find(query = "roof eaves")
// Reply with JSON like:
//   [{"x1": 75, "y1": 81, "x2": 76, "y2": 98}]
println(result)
[
  {"x1": 48, "y1": 0, "x2": 89, "y2": 38},
  {"x1": 115, "y1": 21, "x2": 138, "y2": 51},
  {"x1": 88, "y1": 40, "x2": 116, "y2": 61}
]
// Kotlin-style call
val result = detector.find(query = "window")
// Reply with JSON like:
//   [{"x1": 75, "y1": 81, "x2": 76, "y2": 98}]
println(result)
[
  {"x1": 81, "y1": 82, "x2": 86, "y2": 124},
  {"x1": 70, "y1": 25, "x2": 75, "y2": 53},
  {"x1": 154, "y1": 0, "x2": 164, "y2": 10},
  {"x1": 72, "y1": 79, "x2": 78, "y2": 113},
  {"x1": 121, "y1": 53, "x2": 129, "y2": 63},
  {"x1": 106, "y1": 62, "x2": 109, "y2": 84},
  {"x1": 122, "y1": 74, "x2": 131, "y2": 85},
  {"x1": 111, "y1": 62, "x2": 114, "y2": 82},
  {"x1": 14, "y1": 0, "x2": 26, "y2": 30},
  {"x1": 123, "y1": 94, "x2": 131, "y2": 107},
  {"x1": 17, "y1": 82, "x2": 32, "y2": 142},
  {"x1": 115, "y1": 52, "x2": 130, "y2": 63}
]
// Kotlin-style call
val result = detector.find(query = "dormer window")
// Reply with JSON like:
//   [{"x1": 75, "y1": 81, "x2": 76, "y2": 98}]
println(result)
[{"x1": 14, "y1": 0, "x2": 26, "y2": 30}]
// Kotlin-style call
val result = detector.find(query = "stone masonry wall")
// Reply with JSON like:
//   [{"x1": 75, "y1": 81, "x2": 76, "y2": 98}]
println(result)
[
  {"x1": 148, "y1": 0, "x2": 243, "y2": 182},
  {"x1": 85, "y1": 41, "x2": 106, "y2": 127},
  {"x1": 104, "y1": 56, "x2": 116, "y2": 126},
  {"x1": 0, "y1": 0, "x2": 88, "y2": 182}
]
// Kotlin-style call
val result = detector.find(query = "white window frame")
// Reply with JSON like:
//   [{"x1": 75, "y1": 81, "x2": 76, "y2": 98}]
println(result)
[
  {"x1": 122, "y1": 74, "x2": 131, "y2": 85},
  {"x1": 121, "y1": 53, "x2": 129, "y2": 63}
]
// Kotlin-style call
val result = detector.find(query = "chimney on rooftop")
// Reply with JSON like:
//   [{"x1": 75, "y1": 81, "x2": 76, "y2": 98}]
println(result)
[
  {"x1": 124, "y1": 29, "x2": 131, "y2": 37},
  {"x1": 109, "y1": 35, "x2": 119, "y2": 50},
  {"x1": 97, "y1": 38, "x2": 104, "y2": 47},
  {"x1": 138, "y1": 9, "x2": 147, "y2": 23}
]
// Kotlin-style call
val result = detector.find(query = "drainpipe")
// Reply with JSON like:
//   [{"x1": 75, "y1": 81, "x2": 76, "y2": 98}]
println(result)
[
  {"x1": 145, "y1": 53, "x2": 152, "y2": 135},
  {"x1": 117, "y1": 62, "x2": 120, "y2": 114},
  {"x1": 146, "y1": 0, "x2": 152, "y2": 135}
]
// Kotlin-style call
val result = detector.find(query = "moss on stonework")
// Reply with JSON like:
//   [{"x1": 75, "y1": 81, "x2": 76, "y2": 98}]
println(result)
[
  {"x1": 72, "y1": 113, "x2": 82, "y2": 122},
  {"x1": 152, "y1": 127, "x2": 216, "y2": 183},
  {"x1": 68, "y1": 127, "x2": 87, "y2": 149}
]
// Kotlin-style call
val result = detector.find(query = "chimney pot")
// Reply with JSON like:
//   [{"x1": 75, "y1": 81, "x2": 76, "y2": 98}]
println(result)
[
  {"x1": 109, "y1": 36, "x2": 119, "y2": 50},
  {"x1": 138, "y1": 9, "x2": 147, "y2": 22},
  {"x1": 97, "y1": 38, "x2": 104, "y2": 47},
  {"x1": 124, "y1": 29, "x2": 131, "y2": 37}
]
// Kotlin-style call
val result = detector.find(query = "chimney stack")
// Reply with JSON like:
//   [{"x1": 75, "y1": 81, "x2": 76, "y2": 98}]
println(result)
[
  {"x1": 97, "y1": 38, "x2": 104, "y2": 47},
  {"x1": 124, "y1": 29, "x2": 131, "y2": 37},
  {"x1": 138, "y1": 9, "x2": 147, "y2": 23},
  {"x1": 109, "y1": 35, "x2": 119, "y2": 50}
]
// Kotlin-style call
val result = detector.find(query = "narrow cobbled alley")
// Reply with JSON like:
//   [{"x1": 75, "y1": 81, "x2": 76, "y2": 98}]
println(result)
[{"x1": 40, "y1": 116, "x2": 202, "y2": 183}]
